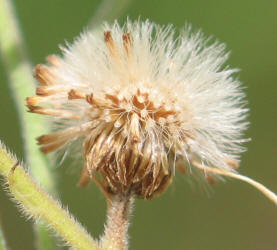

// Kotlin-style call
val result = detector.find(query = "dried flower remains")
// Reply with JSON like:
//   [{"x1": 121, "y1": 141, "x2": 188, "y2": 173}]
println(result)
[{"x1": 27, "y1": 20, "x2": 249, "y2": 200}]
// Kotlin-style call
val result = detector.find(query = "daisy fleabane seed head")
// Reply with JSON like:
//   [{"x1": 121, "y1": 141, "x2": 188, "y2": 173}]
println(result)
[{"x1": 26, "y1": 19, "x2": 248, "y2": 199}]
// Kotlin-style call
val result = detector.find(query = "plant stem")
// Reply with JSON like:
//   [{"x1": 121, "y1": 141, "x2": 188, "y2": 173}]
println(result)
[
  {"x1": 193, "y1": 161, "x2": 277, "y2": 206},
  {"x1": 34, "y1": 223, "x2": 57, "y2": 250},
  {"x1": 0, "y1": 0, "x2": 55, "y2": 191},
  {"x1": 101, "y1": 195, "x2": 134, "y2": 250},
  {"x1": 0, "y1": 220, "x2": 8, "y2": 250},
  {"x1": 89, "y1": 0, "x2": 134, "y2": 29},
  {"x1": 0, "y1": 142, "x2": 98, "y2": 250},
  {"x1": 0, "y1": 0, "x2": 57, "y2": 248}
]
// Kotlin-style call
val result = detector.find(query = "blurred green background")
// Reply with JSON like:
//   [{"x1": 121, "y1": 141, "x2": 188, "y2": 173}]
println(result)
[{"x1": 0, "y1": 0, "x2": 277, "y2": 249}]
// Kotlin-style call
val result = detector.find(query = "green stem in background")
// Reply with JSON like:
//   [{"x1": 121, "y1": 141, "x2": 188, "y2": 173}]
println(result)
[
  {"x1": 34, "y1": 224, "x2": 57, "y2": 250},
  {"x1": 89, "y1": 0, "x2": 134, "y2": 28},
  {"x1": 0, "y1": 0, "x2": 54, "y2": 190},
  {"x1": 0, "y1": 142, "x2": 98, "y2": 250},
  {"x1": 0, "y1": 220, "x2": 8, "y2": 250},
  {"x1": 0, "y1": 0, "x2": 57, "y2": 248}
]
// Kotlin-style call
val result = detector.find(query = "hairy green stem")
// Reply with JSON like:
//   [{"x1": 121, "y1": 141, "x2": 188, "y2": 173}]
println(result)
[
  {"x1": 0, "y1": 142, "x2": 98, "y2": 250},
  {"x1": 100, "y1": 196, "x2": 134, "y2": 250},
  {"x1": 0, "y1": 0, "x2": 57, "y2": 248},
  {"x1": 89, "y1": 0, "x2": 134, "y2": 28}
]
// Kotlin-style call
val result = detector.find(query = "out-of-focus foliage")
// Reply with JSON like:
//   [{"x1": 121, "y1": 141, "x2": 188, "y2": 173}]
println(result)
[{"x1": 0, "y1": 0, "x2": 276, "y2": 249}]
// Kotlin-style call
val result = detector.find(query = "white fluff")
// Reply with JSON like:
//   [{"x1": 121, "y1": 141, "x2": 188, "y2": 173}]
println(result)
[{"x1": 34, "y1": 19, "x2": 249, "y2": 175}]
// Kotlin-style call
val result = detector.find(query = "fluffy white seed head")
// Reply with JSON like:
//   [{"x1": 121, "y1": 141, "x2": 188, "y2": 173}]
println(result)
[{"x1": 27, "y1": 19, "x2": 248, "y2": 199}]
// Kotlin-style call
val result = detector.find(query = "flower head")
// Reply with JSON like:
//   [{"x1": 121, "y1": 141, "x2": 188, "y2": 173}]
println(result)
[{"x1": 27, "y1": 20, "x2": 248, "y2": 199}]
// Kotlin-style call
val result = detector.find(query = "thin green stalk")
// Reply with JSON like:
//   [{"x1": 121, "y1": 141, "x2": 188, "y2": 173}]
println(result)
[
  {"x1": 0, "y1": 142, "x2": 98, "y2": 250},
  {"x1": 0, "y1": 0, "x2": 56, "y2": 248},
  {"x1": 89, "y1": 0, "x2": 134, "y2": 28},
  {"x1": 0, "y1": 221, "x2": 8, "y2": 250},
  {"x1": 193, "y1": 161, "x2": 277, "y2": 206}
]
